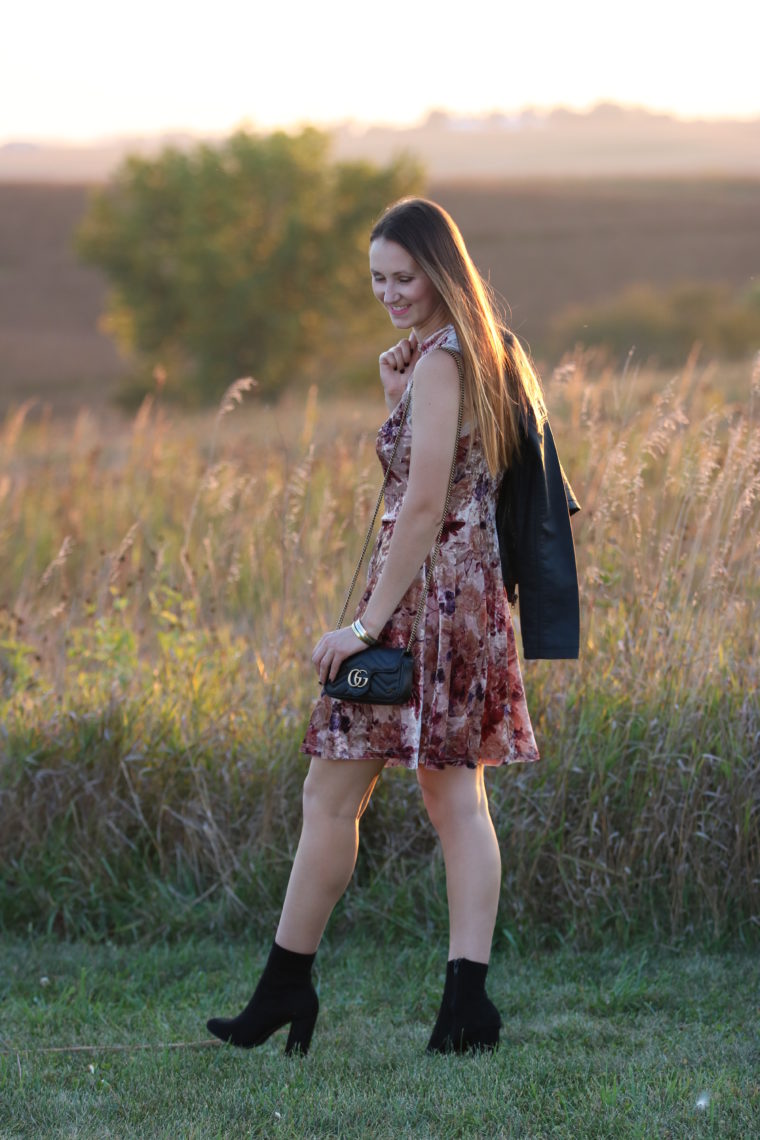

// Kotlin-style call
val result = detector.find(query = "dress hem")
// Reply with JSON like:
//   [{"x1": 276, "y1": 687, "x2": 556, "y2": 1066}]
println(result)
[{"x1": 299, "y1": 746, "x2": 540, "y2": 769}]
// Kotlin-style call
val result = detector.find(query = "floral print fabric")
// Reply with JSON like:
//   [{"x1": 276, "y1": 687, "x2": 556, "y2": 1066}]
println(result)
[{"x1": 301, "y1": 325, "x2": 539, "y2": 770}]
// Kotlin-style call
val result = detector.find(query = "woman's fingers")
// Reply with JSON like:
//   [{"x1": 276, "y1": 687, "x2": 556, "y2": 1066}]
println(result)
[
  {"x1": 313, "y1": 627, "x2": 366, "y2": 684},
  {"x1": 313, "y1": 642, "x2": 331, "y2": 684},
  {"x1": 311, "y1": 635, "x2": 328, "y2": 665},
  {"x1": 379, "y1": 349, "x2": 405, "y2": 373},
  {"x1": 313, "y1": 639, "x2": 332, "y2": 685},
  {"x1": 317, "y1": 648, "x2": 340, "y2": 685},
  {"x1": 380, "y1": 335, "x2": 418, "y2": 375}
]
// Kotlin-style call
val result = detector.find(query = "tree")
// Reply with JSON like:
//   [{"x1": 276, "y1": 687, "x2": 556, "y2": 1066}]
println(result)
[{"x1": 77, "y1": 128, "x2": 423, "y2": 402}]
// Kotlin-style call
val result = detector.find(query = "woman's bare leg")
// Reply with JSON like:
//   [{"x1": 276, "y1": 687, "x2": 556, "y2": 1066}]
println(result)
[
  {"x1": 417, "y1": 763, "x2": 501, "y2": 962},
  {"x1": 275, "y1": 755, "x2": 386, "y2": 953}
]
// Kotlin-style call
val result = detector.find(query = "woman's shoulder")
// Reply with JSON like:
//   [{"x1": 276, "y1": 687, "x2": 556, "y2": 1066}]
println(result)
[{"x1": 418, "y1": 323, "x2": 460, "y2": 358}]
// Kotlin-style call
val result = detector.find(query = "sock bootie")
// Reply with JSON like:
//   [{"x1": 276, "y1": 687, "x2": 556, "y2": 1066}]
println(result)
[
  {"x1": 207, "y1": 941, "x2": 319, "y2": 1055},
  {"x1": 426, "y1": 958, "x2": 502, "y2": 1054}
]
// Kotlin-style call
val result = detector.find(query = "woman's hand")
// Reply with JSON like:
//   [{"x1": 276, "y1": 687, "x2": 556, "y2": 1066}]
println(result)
[
  {"x1": 312, "y1": 625, "x2": 367, "y2": 685},
  {"x1": 379, "y1": 332, "x2": 420, "y2": 411}
]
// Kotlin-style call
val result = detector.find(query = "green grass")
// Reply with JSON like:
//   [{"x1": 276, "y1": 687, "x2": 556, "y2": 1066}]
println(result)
[{"x1": 1, "y1": 938, "x2": 757, "y2": 1138}]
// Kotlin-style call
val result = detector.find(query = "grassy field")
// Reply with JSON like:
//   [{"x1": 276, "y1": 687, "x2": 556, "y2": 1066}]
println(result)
[
  {"x1": 2, "y1": 177, "x2": 759, "y2": 412},
  {"x1": 1, "y1": 937, "x2": 758, "y2": 1138},
  {"x1": 1, "y1": 347, "x2": 758, "y2": 947}
]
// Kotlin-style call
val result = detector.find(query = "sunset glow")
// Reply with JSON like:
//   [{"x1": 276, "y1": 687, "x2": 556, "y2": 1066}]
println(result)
[{"x1": 2, "y1": 0, "x2": 759, "y2": 145}]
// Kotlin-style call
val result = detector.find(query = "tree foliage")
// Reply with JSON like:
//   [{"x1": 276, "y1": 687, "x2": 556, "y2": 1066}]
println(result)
[{"x1": 77, "y1": 129, "x2": 423, "y2": 402}]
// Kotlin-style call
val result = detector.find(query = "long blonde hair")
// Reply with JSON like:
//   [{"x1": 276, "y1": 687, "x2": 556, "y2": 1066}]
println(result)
[{"x1": 370, "y1": 197, "x2": 545, "y2": 474}]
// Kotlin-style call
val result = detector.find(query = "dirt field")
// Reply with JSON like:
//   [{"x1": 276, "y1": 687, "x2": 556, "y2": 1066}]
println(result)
[
  {"x1": 1, "y1": 178, "x2": 759, "y2": 414},
  {"x1": 434, "y1": 179, "x2": 760, "y2": 343}
]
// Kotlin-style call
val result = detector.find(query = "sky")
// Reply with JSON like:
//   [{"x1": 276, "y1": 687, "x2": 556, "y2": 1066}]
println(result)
[{"x1": 2, "y1": 0, "x2": 760, "y2": 144}]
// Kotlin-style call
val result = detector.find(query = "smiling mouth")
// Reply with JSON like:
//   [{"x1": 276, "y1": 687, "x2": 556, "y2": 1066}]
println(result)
[{"x1": 389, "y1": 305, "x2": 411, "y2": 315}]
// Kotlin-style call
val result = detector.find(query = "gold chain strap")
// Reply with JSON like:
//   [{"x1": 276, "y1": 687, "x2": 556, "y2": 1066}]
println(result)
[
  {"x1": 335, "y1": 349, "x2": 465, "y2": 652},
  {"x1": 334, "y1": 382, "x2": 413, "y2": 630}
]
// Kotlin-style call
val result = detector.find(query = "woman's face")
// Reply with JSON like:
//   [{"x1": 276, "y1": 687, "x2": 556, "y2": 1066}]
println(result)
[{"x1": 369, "y1": 237, "x2": 446, "y2": 335}]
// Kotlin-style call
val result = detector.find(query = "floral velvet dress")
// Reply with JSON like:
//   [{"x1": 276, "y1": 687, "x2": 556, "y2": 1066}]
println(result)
[{"x1": 301, "y1": 325, "x2": 539, "y2": 770}]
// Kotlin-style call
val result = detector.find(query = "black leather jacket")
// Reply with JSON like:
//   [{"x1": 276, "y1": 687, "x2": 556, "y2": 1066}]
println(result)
[{"x1": 496, "y1": 412, "x2": 581, "y2": 659}]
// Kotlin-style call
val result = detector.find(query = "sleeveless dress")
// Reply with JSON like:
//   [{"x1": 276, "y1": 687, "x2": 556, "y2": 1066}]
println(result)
[{"x1": 300, "y1": 325, "x2": 539, "y2": 770}]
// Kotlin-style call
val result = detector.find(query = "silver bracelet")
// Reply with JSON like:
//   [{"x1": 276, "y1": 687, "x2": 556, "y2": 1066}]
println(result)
[{"x1": 352, "y1": 618, "x2": 378, "y2": 646}]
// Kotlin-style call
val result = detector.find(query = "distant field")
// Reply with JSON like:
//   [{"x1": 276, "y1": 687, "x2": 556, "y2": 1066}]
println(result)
[
  {"x1": 1, "y1": 177, "x2": 759, "y2": 414},
  {"x1": 435, "y1": 178, "x2": 760, "y2": 346}
]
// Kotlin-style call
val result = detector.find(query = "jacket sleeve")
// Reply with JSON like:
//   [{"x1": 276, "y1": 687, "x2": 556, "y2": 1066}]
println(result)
[{"x1": 496, "y1": 414, "x2": 581, "y2": 659}]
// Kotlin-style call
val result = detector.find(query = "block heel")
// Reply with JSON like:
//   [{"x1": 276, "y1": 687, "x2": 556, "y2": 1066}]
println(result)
[
  {"x1": 285, "y1": 1010, "x2": 319, "y2": 1056},
  {"x1": 459, "y1": 1021, "x2": 501, "y2": 1053}
]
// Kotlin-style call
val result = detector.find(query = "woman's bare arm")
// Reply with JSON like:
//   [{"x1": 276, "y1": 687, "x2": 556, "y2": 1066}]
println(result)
[
  {"x1": 311, "y1": 347, "x2": 460, "y2": 684},
  {"x1": 361, "y1": 348, "x2": 461, "y2": 638}
]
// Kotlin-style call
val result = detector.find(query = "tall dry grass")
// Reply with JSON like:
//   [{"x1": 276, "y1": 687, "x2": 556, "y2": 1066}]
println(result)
[{"x1": 0, "y1": 352, "x2": 758, "y2": 945}]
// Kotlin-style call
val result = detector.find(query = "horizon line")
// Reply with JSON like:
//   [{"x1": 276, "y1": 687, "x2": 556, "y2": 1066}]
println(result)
[{"x1": 3, "y1": 101, "x2": 760, "y2": 149}]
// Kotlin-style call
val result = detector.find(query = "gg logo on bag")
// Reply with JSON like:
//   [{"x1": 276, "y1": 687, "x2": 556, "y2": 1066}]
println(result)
[{"x1": 347, "y1": 668, "x2": 370, "y2": 689}]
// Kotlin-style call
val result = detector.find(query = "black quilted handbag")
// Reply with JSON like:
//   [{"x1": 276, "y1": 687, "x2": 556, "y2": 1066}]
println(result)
[
  {"x1": 323, "y1": 645, "x2": 414, "y2": 704},
  {"x1": 324, "y1": 350, "x2": 464, "y2": 705}
]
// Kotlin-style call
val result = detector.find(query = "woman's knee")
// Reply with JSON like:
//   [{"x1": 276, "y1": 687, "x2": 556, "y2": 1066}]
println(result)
[
  {"x1": 302, "y1": 757, "x2": 382, "y2": 824},
  {"x1": 417, "y1": 764, "x2": 487, "y2": 832}
]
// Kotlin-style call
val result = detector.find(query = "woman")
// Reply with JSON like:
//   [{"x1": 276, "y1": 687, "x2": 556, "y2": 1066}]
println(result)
[{"x1": 207, "y1": 197, "x2": 550, "y2": 1056}]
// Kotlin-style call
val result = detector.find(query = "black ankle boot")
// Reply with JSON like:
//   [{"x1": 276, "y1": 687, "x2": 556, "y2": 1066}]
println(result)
[
  {"x1": 426, "y1": 958, "x2": 502, "y2": 1054},
  {"x1": 207, "y1": 941, "x2": 319, "y2": 1055}
]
